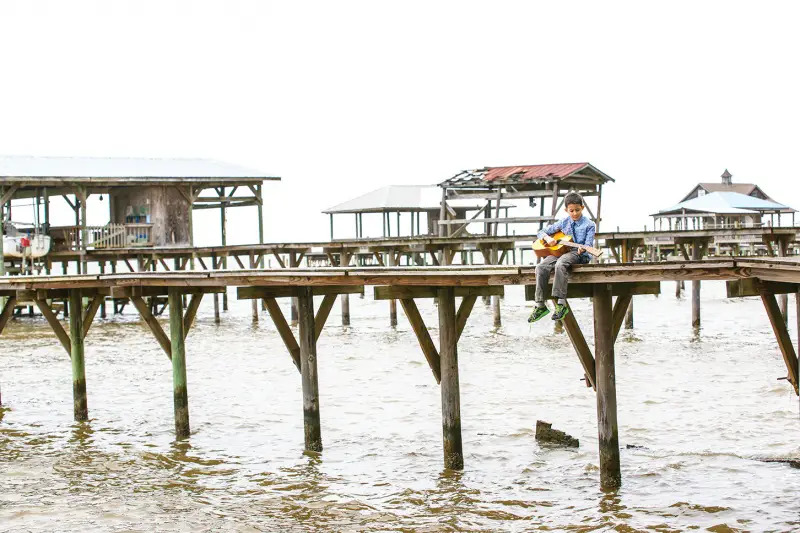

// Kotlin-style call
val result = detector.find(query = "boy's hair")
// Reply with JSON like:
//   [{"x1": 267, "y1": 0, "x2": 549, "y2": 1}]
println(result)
[{"x1": 564, "y1": 192, "x2": 584, "y2": 207}]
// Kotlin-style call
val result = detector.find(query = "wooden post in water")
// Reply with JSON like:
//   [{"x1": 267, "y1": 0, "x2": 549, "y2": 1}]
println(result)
[
  {"x1": 290, "y1": 252, "x2": 299, "y2": 326},
  {"x1": 491, "y1": 247, "x2": 501, "y2": 328},
  {"x1": 341, "y1": 254, "x2": 351, "y2": 326},
  {"x1": 68, "y1": 289, "x2": 88, "y2": 422},
  {"x1": 593, "y1": 283, "x2": 620, "y2": 489},
  {"x1": 297, "y1": 287, "x2": 322, "y2": 452},
  {"x1": 388, "y1": 252, "x2": 397, "y2": 326},
  {"x1": 438, "y1": 286, "x2": 463, "y2": 469},
  {"x1": 691, "y1": 243, "x2": 701, "y2": 328},
  {"x1": 169, "y1": 288, "x2": 190, "y2": 439},
  {"x1": 99, "y1": 261, "x2": 107, "y2": 319}
]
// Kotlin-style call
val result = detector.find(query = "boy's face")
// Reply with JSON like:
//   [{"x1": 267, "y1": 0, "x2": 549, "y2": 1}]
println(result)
[{"x1": 565, "y1": 203, "x2": 584, "y2": 221}]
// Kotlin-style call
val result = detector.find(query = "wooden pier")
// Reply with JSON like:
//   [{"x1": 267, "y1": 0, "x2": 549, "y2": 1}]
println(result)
[{"x1": 1, "y1": 257, "x2": 799, "y2": 489}]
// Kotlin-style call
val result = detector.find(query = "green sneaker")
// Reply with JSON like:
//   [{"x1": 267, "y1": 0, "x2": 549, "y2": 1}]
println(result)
[
  {"x1": 552, "y1": 303, "x2": 570, "y2": 321},
  {"x1": 527, "y1": 305, "x2": 550, "y2": 323}
]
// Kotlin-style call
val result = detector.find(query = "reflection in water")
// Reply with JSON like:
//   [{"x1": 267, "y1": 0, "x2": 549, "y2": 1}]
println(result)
[{"x1": 1, "y1": 283, "x2": 799, "y2": 531}]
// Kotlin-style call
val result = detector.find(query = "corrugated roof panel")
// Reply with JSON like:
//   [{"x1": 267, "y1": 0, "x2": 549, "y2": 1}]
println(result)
[{"x1": 440, "y1": 162, "x2": 612, "y2": 187}]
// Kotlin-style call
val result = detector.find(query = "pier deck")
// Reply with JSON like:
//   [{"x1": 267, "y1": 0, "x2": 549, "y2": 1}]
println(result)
[{"x1": 1, "y1": 257, "x2": 799, "y2": 490}]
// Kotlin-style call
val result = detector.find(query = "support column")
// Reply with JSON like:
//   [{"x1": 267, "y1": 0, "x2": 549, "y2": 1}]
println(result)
[
  {"x1": 297, "y1": 287, "x2": 322, "y2": 452},
  {"x1": 99, "y1": 262, "x2": 107, "y2": 319},
  {"x1": 340, "y1": 254, "x2": 351, "y2": 326},
  {"x1": 491, "y1": 247, "x2": 501, "y2": 328},
  {"x1": 388, "y1": 252, "x2": 397, "y2": 326},
  {"x1": 777, "y1": 239, "x2": 789, "y2": 325},
  {"x1": 438, "y1": 287, "x2": 463, "y2": 470},
  {"x1": 169, "y1": 288, "x2": 190, "y2": 439},
  {"x1": 68, "y1": 289, "x2": 88, "y2": 421},
  {"x1": 290, "y1": 252, "x2": 299, "y2": 326},
  {"x1": 691, "y1": 243, "x2": 701, "y2": 329},
  {"x1": 593, "y1": 283, "x2": 620, "y2": 489}
]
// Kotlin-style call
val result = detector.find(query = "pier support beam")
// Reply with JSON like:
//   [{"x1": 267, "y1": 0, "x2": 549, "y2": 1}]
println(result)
[
  {"x1": 691, "y1": 244, "x2": 702, "y2": 329},
  {"x1": 593, "y1": 283, "x2": 621, "y2": 489},
  {"x1": 340, "y1": 253, "x2": 352, "y2": 326},
  {"x1": 169, "y1": 288, "x2": 190, "y2": 439},
  {"x1": 68, "y1": 289, "x2": 88, "y2": 422},
  {"x1": 388, "y1": 252, "x2": 397, "y2": 327},
  {"x1": 297, "y1": 287, "x2": 322, "y2": 452},
  {"x1": 438, "y1": 287, "x2": 463, "y2": 470}
]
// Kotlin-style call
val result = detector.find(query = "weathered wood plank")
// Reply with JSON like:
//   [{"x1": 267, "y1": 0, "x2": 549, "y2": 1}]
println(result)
[
  {"x1": 183, "y1": 293, "x2": 204, "y2": 339},
  {"x1": 760, "y1": 292, "x2": 799, "y2": 394},
  {"x1": 727, "y1": 278, "x2": 800, "y2": 298},
  {"x1": 82, "y1": 295, "x2": 103, "y2": 337},
  {"x1": 238, "y1": 285, "x2": 364, "y2": 300},
  {"x1": 560, "y1": 302, "x2": 597, "y2": 389},
  {"x1": 455, "y1": 295, "x2": 477, "y2": 342},
  {"x1": 262, "y1": 297, "x2": 301, "y2": 372},
  {"x1": 129, "y1": 296, "x2": 172, "y2": 359},
  {"x1": 611, "y1": 294, "x2": 633, "y2": 344},
  {"x1": 314, "y1": 294, "x2": 337, "y2": 342},
  {"x1": 375, "y1": 285, "x2": 504, "y2": 300},
  {"x1": 34, "y1": 299, "x2": 72, "y2": 356},
  {"x1": 524, "y1": 281, "x2": 660, "y2": 300},
  {"x1": 398, "y1": 298, "x2": 442, "y2": 383},
  {"x1": 0, "y1": 296, "x2": 18, "y2": 334}
]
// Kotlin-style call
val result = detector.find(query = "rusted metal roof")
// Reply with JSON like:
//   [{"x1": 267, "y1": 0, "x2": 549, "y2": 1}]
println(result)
[{"x1": 440, "y1": 162, "x2": 613, "y2": 188}]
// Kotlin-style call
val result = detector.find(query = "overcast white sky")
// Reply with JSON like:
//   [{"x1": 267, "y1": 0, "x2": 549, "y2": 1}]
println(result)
[{"x1": 1, "y1": 1, "x2": 798, "y2": 245}]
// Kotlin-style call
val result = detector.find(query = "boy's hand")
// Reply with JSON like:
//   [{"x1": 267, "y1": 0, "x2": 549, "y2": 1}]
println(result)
[
  {"x1": 577, "y1": 246, "x2": 586, "y2": 254},
  {"x1": 545, "y1": 236, "x2": 557, "y2": 246}
]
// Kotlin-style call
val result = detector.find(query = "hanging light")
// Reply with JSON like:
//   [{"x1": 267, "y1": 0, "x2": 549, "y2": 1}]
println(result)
[{"x1": 99, "y1": 195, "x2": 104, "y2": 201}]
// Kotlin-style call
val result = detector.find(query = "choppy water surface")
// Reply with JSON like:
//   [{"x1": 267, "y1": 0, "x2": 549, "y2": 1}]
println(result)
[{"x1": 1, "y1": 282, "x2": 799, "y2": 532}]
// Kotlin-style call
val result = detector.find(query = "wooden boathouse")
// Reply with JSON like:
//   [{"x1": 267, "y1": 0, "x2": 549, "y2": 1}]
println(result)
[
  {"x1": 1, "y1": 258, "x2": 799, "y2": 490},
  {"x1": 437, "y1": 162, "x2": 613, "y2": 238},
  {"x1": 0, "y1": 156, "x2": 279, "y2": 275}
]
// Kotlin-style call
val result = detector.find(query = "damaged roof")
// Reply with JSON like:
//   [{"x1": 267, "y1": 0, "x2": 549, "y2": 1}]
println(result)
[{"x1": 440, "y1": 162, "x2": 614, "y2": 188}]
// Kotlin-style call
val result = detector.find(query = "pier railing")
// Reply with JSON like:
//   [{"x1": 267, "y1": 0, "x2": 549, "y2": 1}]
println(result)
[{"x1": 50, "y1": 224, "x2": 154, "y2": 251}]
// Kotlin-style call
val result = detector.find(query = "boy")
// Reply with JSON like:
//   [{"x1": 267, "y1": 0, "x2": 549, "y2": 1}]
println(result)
[{"x1": 528, "y1": 192, "x2": 595, "y2": 322}]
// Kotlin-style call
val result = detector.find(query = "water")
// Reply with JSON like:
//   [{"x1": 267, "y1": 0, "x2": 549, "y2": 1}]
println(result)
[{"x1": 1, "y1": 282, "x2": 799, "y2": 532}]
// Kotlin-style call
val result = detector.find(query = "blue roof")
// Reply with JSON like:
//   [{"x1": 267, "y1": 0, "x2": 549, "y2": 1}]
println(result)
[{"x1": 655, "y1": 191, "x2": 794, "y2": 216}]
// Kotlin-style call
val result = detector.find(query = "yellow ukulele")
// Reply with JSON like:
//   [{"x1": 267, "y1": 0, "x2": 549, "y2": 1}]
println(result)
[{"x1": 533, "y1": 231, "x2": 603, "y2": 259}]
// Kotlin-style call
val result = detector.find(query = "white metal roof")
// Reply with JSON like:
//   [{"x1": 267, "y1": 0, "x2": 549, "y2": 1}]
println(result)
[
  {"x1": 655, "y1": 191, "x2": 794, "y2": 216},
  {"x1": 0, "y1": 155, "x2": 277, "y2": 180},
  {"x1": 323, "y1": 185, "x2": 509, "y2": 214}
]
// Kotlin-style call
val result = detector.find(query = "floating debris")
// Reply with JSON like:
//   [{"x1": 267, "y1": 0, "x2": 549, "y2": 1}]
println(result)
[{"x1": 535, "y1": 421, "x2": 579, "y2": 448}]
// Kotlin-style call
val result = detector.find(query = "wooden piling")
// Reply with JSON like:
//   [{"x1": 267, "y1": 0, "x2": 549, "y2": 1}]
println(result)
[
  {"x1": 341, "y1": 253, "x2": 351, "y2": 326},
  {"x1": 593, "y1": 283, "x2": 621, "y2": 489},
  {"x1": 168, "y1": 288, "x2": 190, "y2": 439},
  {"x1": 622, "y1": 245, "x2": 633, "y2": 329},
  {"x1": 297, "y1": 287, "x2": 322, "y2": 452},
  {"x1": 213, "y1": 292, "x2": 220, "y2": 324},
  {"x1": 438, "y1": 286, "x2": 463, "y2": 470},
  {"x1": 68, "y1": 289, "x2": 88, "y2": 422},
  {"x1": 491, "y1": 248, "x2": 501, "y2": 327},
  {"x1": 691, "y1": 244, "x2": 701, "y2": 328},
  {"x1": 388, "y1": 252, "x2": 397, "y2": 326}
]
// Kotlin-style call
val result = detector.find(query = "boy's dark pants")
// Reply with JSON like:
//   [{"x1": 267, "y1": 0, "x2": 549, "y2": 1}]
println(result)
[{"x1": 535, "y1": 251, "x2": 582, "y2": 303}]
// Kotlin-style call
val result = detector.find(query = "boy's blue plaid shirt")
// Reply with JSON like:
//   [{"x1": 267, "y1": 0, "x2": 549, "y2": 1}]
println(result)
[{"x1": 536, "y1": 215, "x2": 596, "y2": 263}]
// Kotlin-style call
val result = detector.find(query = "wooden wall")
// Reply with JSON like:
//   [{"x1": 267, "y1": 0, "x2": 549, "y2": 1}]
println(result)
[{"x1": 111, "y1": 186, "x2": 191, "y2": 246}]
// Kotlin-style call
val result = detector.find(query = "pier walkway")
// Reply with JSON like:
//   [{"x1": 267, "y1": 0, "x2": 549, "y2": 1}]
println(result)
[{"x1": 1, "y1": 257, "x2": 799, "y2": 489}]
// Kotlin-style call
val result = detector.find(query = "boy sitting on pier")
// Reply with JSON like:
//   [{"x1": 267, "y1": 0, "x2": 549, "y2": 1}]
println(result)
[{"x1": 528, "y1": 192, "x2": 595, "y2": 323}]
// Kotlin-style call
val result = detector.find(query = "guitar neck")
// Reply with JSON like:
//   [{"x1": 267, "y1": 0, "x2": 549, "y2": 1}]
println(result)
[{"x1": 558, "y1": 240, "x2": 603, "y2": 257}]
